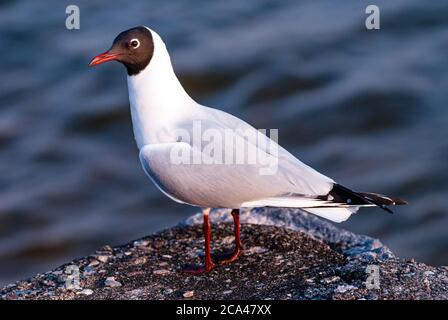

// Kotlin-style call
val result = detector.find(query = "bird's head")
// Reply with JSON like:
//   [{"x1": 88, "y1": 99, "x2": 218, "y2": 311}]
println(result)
[{"x1": 89, "y1": 26, "x2": 154, "y2": 76}]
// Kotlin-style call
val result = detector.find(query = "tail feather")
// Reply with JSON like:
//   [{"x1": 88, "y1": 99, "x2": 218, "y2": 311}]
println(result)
[
  {"x1": 240, "y1": 183, "x2": 407, "y2": 223},
  {"x1": 304, "y1": 207, "x2": 358, "y2": 223}
]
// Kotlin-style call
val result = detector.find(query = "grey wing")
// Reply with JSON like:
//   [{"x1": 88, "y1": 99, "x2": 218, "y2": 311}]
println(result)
[
  {"x1": 139, "y1": 142, "x2": 286, "y2": 208},
  {"x1": 140, "y1": 106, "x2": 335, "y2": 208},
  {"x1": 197, "y1": 106, "x2": 335, "y2": 195}
]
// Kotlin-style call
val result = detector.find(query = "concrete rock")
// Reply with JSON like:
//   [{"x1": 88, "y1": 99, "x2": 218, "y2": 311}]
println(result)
[{"x1": 1, "y1": 208, "x2": 447, "y2": 300}]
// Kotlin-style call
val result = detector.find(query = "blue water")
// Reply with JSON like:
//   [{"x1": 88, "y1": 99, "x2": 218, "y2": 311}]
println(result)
[{"x1": 0, "y1": 0, "x2": 447, "y2": 286}]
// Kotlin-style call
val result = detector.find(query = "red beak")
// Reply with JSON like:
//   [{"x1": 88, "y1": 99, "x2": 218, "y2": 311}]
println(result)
[{"x1": 89, "y1": 51, "x2": 120, "y2": 67}]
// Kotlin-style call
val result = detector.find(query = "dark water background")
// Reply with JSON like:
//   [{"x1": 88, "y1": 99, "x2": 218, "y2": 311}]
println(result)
[{"x1": 0, "y1": 0, "x2": 447, "y2": 286}]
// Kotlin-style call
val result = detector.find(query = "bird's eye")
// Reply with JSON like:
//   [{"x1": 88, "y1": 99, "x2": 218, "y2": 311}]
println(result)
[{"x1": 129, "y1": 39, "x2": 140, "y2": 49}]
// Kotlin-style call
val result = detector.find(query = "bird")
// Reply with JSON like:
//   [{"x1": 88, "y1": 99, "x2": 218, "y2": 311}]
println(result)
[{"x1": 89, "y1": 26, "x2": 407, "y2": 273}]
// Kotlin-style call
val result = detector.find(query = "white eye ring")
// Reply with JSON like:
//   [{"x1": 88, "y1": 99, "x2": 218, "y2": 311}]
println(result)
[{"x1": 130, "y1": 38, "x2": 140, "y2": 49}]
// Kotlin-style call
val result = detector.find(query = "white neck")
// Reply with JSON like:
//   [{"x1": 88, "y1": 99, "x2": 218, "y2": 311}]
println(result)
[{"x1": 127, "y1": 28, "x2": 196, "y2": 148}]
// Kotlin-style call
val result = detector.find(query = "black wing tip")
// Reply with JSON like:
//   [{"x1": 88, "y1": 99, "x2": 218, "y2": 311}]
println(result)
[
  {"x1": 330, "y1": 184, "x2": 406, "y2": 214},
  {"x1": 382, "y1": 205, "x2": 394, "y2": 214},
  {"x1": 393, "y1": 198, "x2": 408, "y2": 205}
]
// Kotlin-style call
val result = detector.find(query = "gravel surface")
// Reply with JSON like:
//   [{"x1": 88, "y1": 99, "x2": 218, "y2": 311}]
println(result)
[{"x1": 1, "y1": 208, "x2": 447, "y2": 300}]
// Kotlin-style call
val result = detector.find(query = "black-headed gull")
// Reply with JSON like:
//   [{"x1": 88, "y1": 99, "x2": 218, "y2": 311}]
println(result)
[{"x1": 89, "y1": 26, "x2": 406, "y2": 273}]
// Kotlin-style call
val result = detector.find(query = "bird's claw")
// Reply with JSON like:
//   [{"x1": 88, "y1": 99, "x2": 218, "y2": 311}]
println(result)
[{"x1": 212, "y1": 247, "x2": 243, "y2": 265}]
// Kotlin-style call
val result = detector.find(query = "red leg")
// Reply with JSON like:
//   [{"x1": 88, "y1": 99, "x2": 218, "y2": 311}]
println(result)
[
  {"x1": 214, "y1": 209, "x2": 243, "y2": 264},
  {"x1": 182, "y1": 208, "x2": 215, "y2": 274}
]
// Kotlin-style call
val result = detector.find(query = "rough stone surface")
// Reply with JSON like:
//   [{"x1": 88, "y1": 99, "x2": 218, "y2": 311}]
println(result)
[{"x1": 1, "y1": 208, "x2": 447, "y2": 300}]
